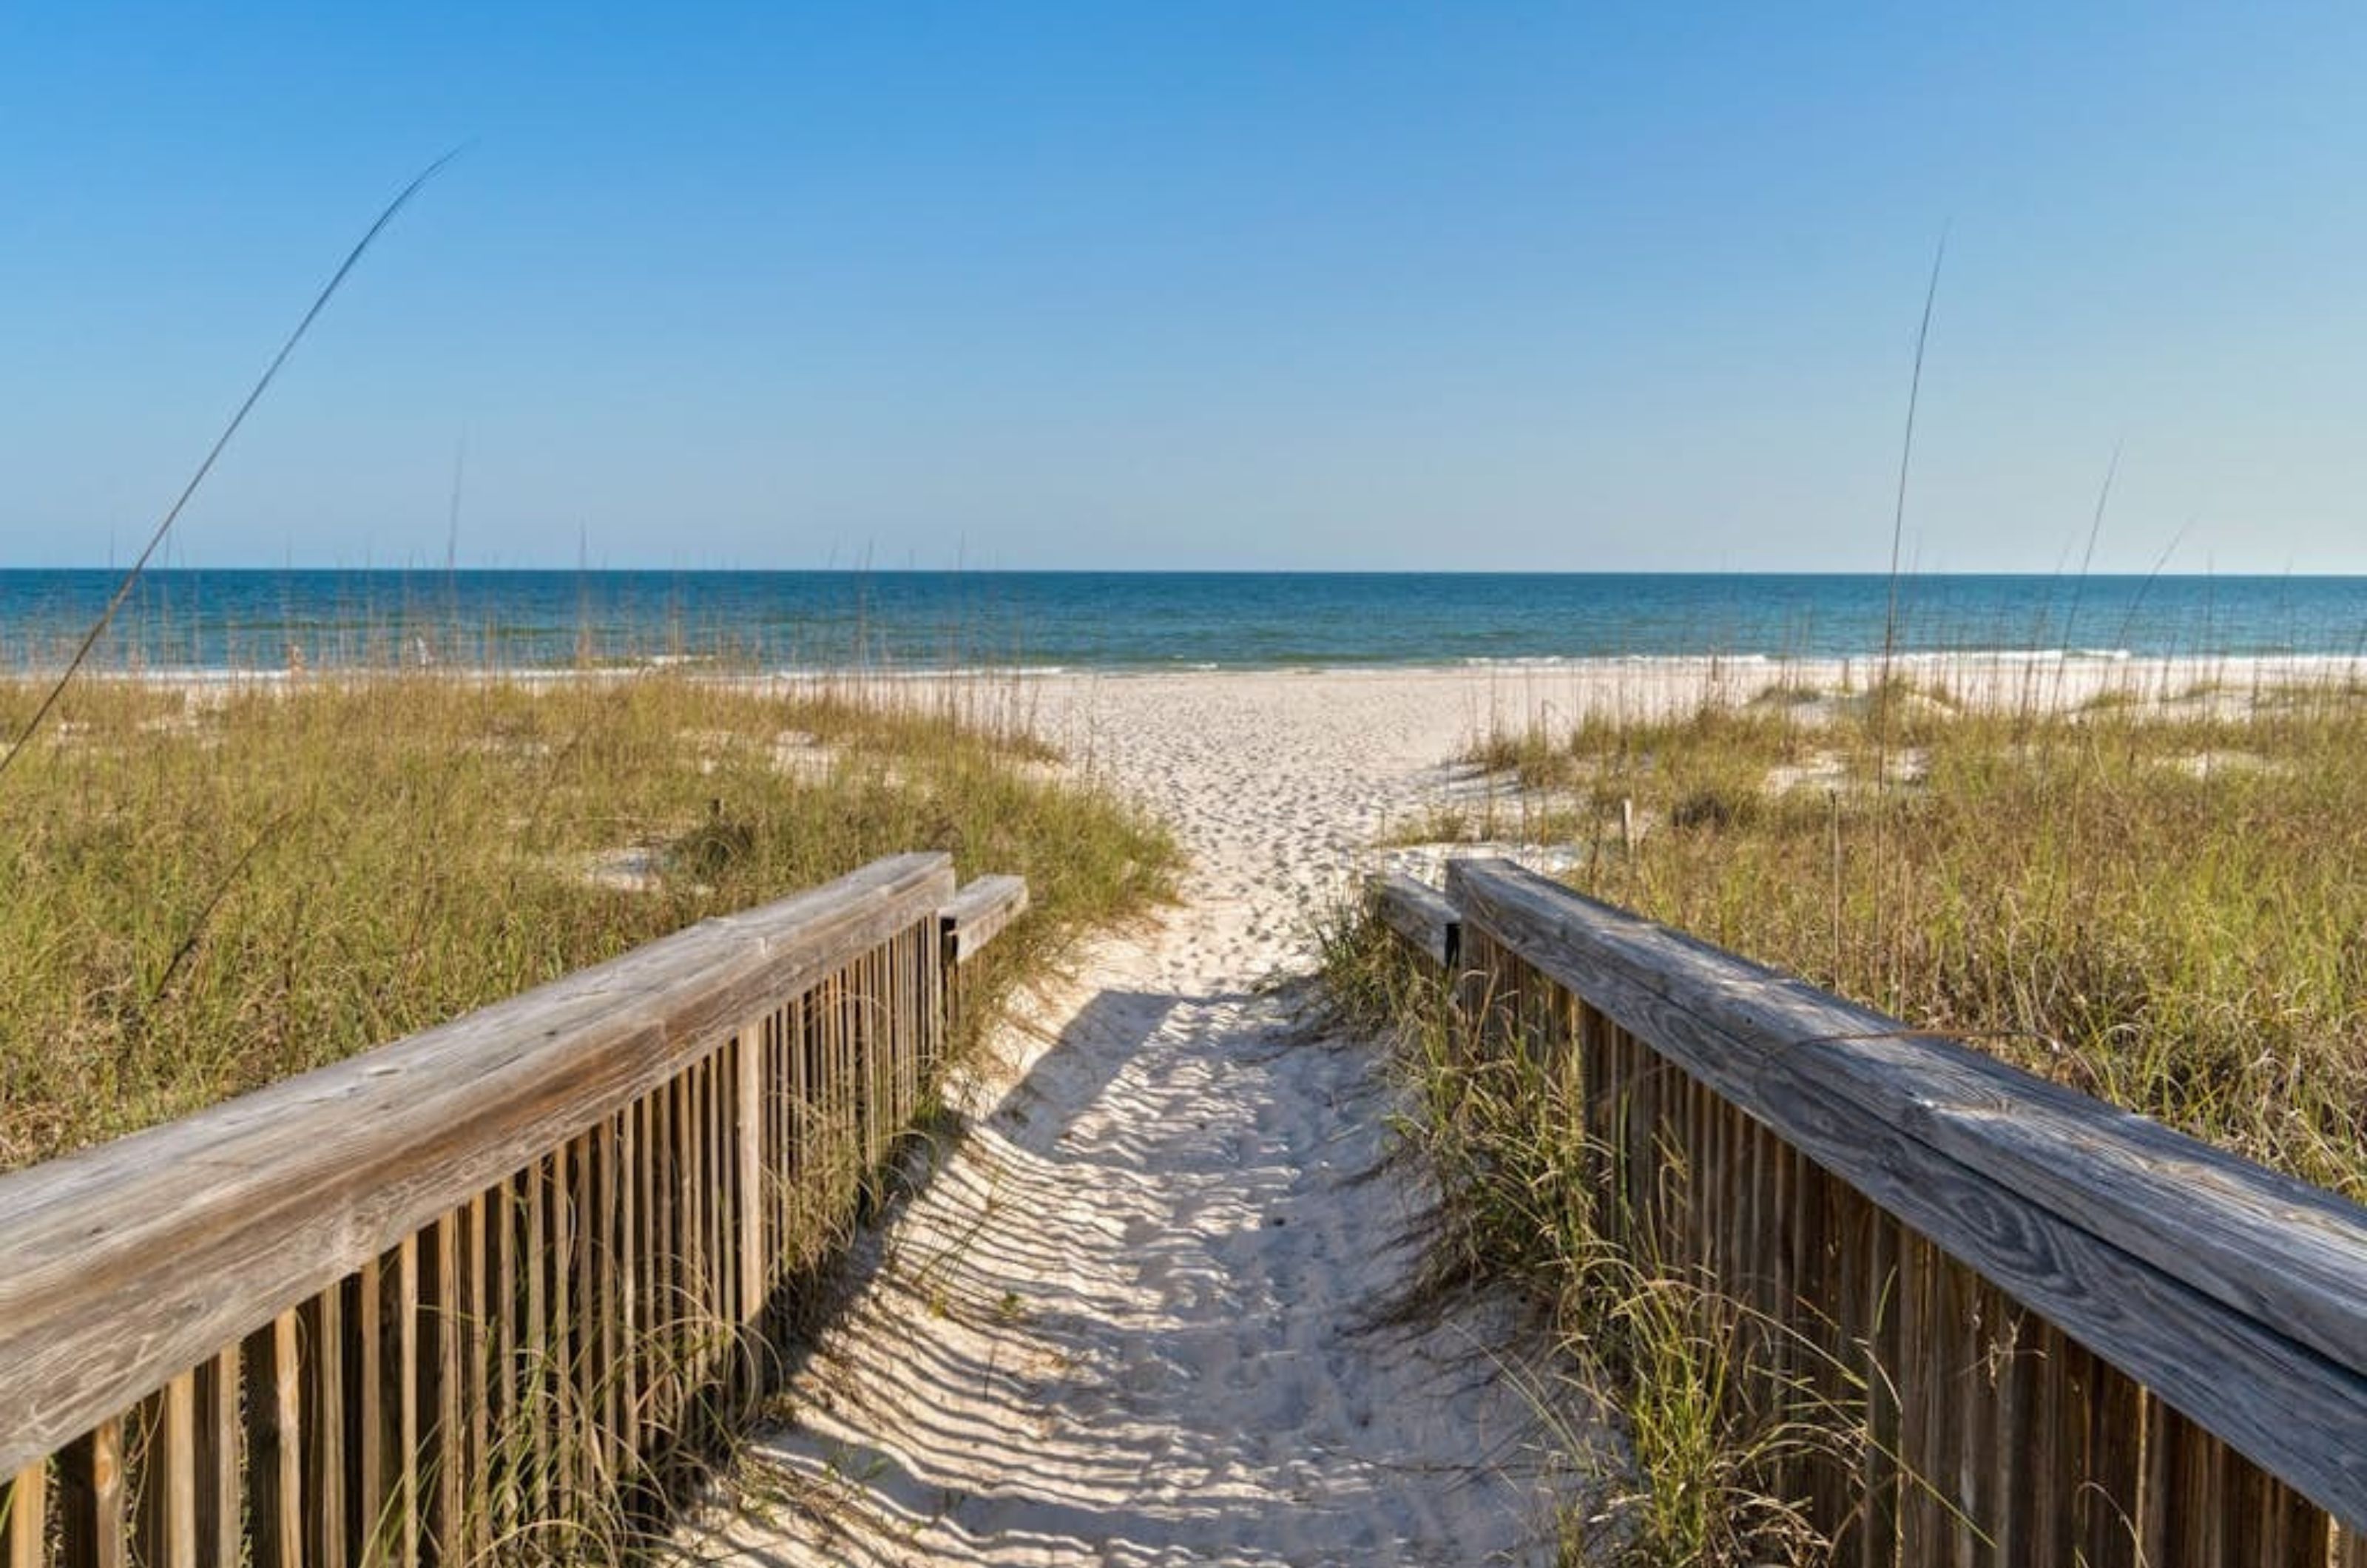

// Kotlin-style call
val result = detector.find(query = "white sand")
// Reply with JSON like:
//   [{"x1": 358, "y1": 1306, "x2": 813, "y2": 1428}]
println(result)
[
  {"x1": 696, "y1": 668, "x2": 1604, "y2": 1567},
  {"x1": 683, "y1": 653, "x2": 2352, "y2": 1565}
]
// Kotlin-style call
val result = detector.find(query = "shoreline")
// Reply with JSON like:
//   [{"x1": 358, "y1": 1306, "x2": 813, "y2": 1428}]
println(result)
[{"x1": 33, "y1": 649, "x2": 2361, "y2": 720}]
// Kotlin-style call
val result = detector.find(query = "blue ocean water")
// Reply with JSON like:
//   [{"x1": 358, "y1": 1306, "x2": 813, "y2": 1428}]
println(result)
[{"x1": 0, "y1": 570, "x2": 2360, "y2": 671}]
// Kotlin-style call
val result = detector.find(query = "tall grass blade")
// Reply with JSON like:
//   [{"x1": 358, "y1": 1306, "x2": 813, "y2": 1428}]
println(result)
[{"x1": 0, "y1": 148, "x2": 462, "y2": 787}]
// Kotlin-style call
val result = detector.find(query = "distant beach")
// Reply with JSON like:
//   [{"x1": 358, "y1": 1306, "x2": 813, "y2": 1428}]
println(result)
[{"x1": 2, "y1": 568, "x2": 2363, "y2": 673}]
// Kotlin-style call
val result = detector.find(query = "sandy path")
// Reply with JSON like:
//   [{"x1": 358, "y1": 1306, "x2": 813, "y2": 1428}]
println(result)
[
  {"x1": 696, "y1": 669, "x2": 1591, "y2": 1566},
  {"x1": 689, "y1": 653, "x2": 2334, "y2": 1564}
]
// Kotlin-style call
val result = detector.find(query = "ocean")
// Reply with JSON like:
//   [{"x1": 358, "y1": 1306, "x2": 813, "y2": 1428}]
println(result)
[{"x1": 0, "y1": 570, "x2": 2362, "y2": 672}]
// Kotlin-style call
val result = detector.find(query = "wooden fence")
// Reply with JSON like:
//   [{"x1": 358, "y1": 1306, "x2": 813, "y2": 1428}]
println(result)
[
  {"x1": 0, "y1": 852, "x2": 1027, "y2": 1568},
  {"x1": 1374, "y1": 859, "x2": 2367, "y2": 1566}
]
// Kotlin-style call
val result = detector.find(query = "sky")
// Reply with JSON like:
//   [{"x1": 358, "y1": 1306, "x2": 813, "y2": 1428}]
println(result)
[{"x1": 1, "y1": 3, "x2": 2363, "y2": 573}]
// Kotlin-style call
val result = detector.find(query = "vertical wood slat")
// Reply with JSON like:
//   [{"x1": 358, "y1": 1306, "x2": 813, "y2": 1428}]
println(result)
[
  {"x1": 893, "y1": 924, "x2": 913, "y2": 1132},
  {"x1": 686, "y1": 1050, "x2": 707, "y2": 1405},
  {"x1": 523, "y1": 1160, "x2": 550, "y2": 1529},
  {"x1": 652, "y1": 1079, "x2": 678, "y2": 1430},
  {"x1": 635, "y1": 1091, "x2": 661, "y2": 1443},
  {"x1": 136, "y1": 1376, "x2": 197, "y2": 1568},
  {"x1": 902, "y1": 925, "x2": 920, "y2": 1123},
  {"x1": 704, "y1": 1050, "x2": 727, "y2": 1388},
  {"x1": 462, "y1": 1192, "x2": 490, "y2": 1567},
  {"x1": 1799, "y1": 1160, "x2": 1855, "y2": 1553},
  {"x1": 1988, "y1": 1303, "x2": 2044, "y2": 1565},
  {"x1": 1737, "y1": 1107, "x2": 1766, "y2": 1401},
  {"x1": 349, "y1": 1262, "x2": 382, "y2": 1568},
  {"x1": 242, "y1": 1313, "x2": 303, "y2": 1568},
  {"x1": 389, "y1": 1237, "x2": 419, "y2": 1568},
  {"x1": 737, "y1": 1020, "x2": 767, "y2": 1333},
  {"x1": 791, "y1": 988, "x2": 814, "y2": 1246},
  {"x1": 194, "y1": 1350, "x2": 239, "y2": 1568},
  {"x1": 691, "y1": 1057, "x2": 715, "y2": 1397},
  {"x1": 895, "y1": 927, "x2": 913, "y2": 1126},
  {"x1": 811, "y1": 974, "x2": 831, "y2": 1221},
  {"x1": 299, "y1": 1290, "x2": 345, "y2": 1568},
  {"x1": 1931, "y1": 1262, "x2": 1973, "y2": 1567},
  {"x1": 1860, "y1": 1207, "x2": 1902, "y2": 1567},
  {"x1": 765, "y1": 1006, "x2": 787, "y2": 1300},
  {"x1": 692, "y1": 1061, "x2": 715, "y2": 1408},
  {"x1": 2085, "y1": 1362, "x2": 2143, "y2": 1568},
  {"x1": 615, "y1": 1112, "x2": 646, "y2": 1518},
  {"x1": 877, "y1": 940, "x2": 897, "y2": 1152},
  {"x1": 429, "y1": 1210, "x2": 464, "y2": 1562},
  {"x1": 4, "y1": 1463, "x2": 45, "y2": 1568},
  {"x1": 1763, "y1": 1129, "x2": 1797, "y2": 1510},
  {"x1": 567, "y1": 1135, "x2": 596, "y2": 1505},
  {"x1": 857, "y1": 945, "x2": 878, "y2": 1168},
  {"x1": 487, "y1": 1177, "x2": 518, "y2": 1552},
  {"x1": 1897, "y1": 1228, "x2": 1942, "y2": 1566},
  {"x1": 828, "y1": 963, "x2": 851, "y2": 1206},
  {"x1": 2144, "y1": 1396, "x2": 2187, "y2": 1567},
  {"x1": 593, "y1": 1123, "x2": 622, "y2": 1501},
  {"x1": 544, "y1": 1146, "x2": 570, "y2": 1521},
  {"x1": 669, "y1": 1068, "x2": 696, "y2": 1403},
  {"x1": 2047, "y1": 1327, "x2": 2096, "y2": 1567},
  {"x1": 58, "y1": 1419, "x2": 124, "y2": 1568}
]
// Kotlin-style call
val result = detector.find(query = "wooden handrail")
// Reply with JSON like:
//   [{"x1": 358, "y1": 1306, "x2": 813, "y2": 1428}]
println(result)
[
  {"x1": 1377, "y1": 859, "x2": 2367, "y2": 1544},
  {"x1": 1446, "y1": 862, "x2": 2367, "y2": 1373},
  {"x1": 1370, "y1": 870, "x2": 1458, "y2": 968},
  {"x1": 941, "y1": 873, "x2": 1029, "y2": 967},
  {"x1": 0, "y1": 851, "x2": 1032, "y2": 1567}
]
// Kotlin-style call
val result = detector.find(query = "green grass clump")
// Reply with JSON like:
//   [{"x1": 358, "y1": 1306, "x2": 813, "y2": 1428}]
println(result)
[{"x1": 0, "y1": 673, "x2": 1176, "y2": 1172}]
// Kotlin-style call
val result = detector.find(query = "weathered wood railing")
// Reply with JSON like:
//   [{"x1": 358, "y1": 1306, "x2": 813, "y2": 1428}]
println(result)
[
  {"x1": 1374, "y1": 861, "x2": 2367, "y2": 1566},
  {"x1": 0, "y1": 852, "x2": 1029, "y2": 1568}
]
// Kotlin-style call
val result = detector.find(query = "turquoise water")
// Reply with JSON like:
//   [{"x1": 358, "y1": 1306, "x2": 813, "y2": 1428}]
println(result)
[{"x1": 0, "y1": 570, "x2": 2361, "y2": 671}]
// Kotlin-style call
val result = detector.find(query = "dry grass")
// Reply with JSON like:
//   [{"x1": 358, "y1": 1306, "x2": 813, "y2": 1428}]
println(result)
[
  {"x1": 1460, "y1": 682, "x2": 2367, "y2": 1199},
  {"x1": 1320, "y1": 911, "x2": 1851, "y2": 1567},
  {"x1": 1333, "y1": 674, "x2": 2367, "y2": 1564},
  {"x1": 0, "y1": 672, "x2": 1177, "y2": 1172}
]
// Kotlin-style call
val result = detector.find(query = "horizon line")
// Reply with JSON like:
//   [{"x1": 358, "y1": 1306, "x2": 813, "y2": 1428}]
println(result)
[{"x1": 10, "y1": 564, "x2": 2367, "y2": 581}]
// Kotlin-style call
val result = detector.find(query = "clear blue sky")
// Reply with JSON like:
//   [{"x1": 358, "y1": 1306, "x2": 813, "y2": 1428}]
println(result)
[{"x1": 3, "y1": 3, "x2": 2363, "y2": 572}]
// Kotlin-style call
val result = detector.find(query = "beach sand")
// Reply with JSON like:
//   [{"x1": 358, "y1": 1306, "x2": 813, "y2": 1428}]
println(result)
[
  {"x1": 692, "y1": 667, "x2": 1595, "y2": 1567},
  {"x1": 687, "y1": 653, "x2": 2352, "y2": 1566}
]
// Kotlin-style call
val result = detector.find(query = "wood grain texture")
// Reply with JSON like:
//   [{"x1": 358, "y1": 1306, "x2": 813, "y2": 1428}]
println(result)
[
  {"x1": 1444, "y1": 856, "x2": 2367, "y2": 1533},
  {"x1": 0, "y1": 854, "x2": 955, "y2": 1478},
  {"x1": 940, "y1": 875, "x2": 1028, "y2": 966},
  {"x1": 1370, "y1": 872, "x2": 1461, "y2": 969}
]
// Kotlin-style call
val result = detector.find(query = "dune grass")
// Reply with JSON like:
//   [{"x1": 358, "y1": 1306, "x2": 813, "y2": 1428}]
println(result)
[
  {"x1": 0, "y1": 671, "x2": 1176, "y2": 1173},
  {"x1": 1335, "y1": 673, "x2": 2367, "y2": 1564},
  {"x1": 1451, "y1": 680, "x2": 2367, "y2": 1199},
  {"x1": 1321, "y1": 908, "x2": 1848, "y2": 1567}
]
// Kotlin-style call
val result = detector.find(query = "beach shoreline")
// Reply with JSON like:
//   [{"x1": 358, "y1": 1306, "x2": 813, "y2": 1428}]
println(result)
[{"x1": 45, "y1": 647, "x2": 2362, "y2": 707}]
